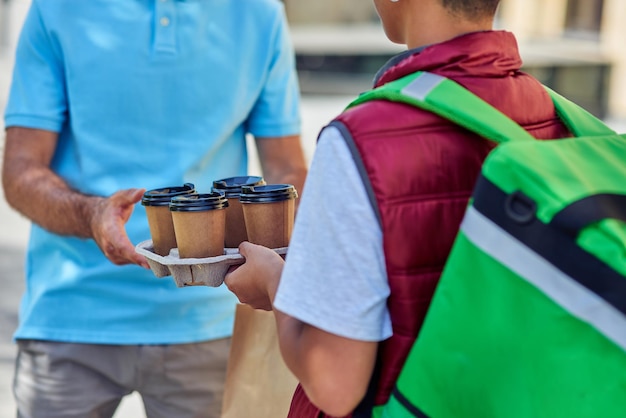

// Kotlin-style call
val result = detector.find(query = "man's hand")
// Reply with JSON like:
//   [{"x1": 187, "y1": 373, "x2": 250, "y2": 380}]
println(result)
[
  {"x1": 89, "y1": 188, "x2": 150, "y2": 268},
  {"x1": 3, "y1": 127, "x2": 149, "y2": 268},
  {"x1": 224, "y1": 241, "x2": 284, "y2": 310}
]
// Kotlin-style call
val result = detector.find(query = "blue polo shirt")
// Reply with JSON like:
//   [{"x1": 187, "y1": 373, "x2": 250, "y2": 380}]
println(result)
[{"x1": 4, "y1": 0, "x2": 301, "y2": 344}]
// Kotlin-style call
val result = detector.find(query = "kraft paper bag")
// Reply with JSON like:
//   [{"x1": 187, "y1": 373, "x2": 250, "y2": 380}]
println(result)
[{"x1": 221, "y1": 303, "x2": 298, "y2": 418}]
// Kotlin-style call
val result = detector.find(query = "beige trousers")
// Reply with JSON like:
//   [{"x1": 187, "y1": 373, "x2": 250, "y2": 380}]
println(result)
[{"x1": 13, "y1": 338, "x2": 231, "y2": 418}]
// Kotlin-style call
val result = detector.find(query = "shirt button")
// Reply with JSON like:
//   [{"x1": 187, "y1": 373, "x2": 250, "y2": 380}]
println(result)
[{"x1": 160, "y1": 16, "x2": 170, "y2": 27}]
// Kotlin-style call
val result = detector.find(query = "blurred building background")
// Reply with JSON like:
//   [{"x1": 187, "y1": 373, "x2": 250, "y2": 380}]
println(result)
[
  {"x1": 1, "y1": 0, "x2": 624, "y2": 119},
  {"x1": 500, "y1": 0, "x2": 624, "y2": 120},
  {"x1": 285, "y1": 0, "x2": 626, "y2": 121}
]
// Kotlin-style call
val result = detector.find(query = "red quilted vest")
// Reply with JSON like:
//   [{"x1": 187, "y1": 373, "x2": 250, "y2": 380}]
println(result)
[{"x1": 288, "y1": 31, "x2": 571, "y2": 418}]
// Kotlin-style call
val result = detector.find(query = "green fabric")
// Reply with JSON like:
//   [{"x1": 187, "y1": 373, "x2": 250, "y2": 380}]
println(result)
[
  {"x1": 350, "y1": 71, "x2": 626, "y2": 417},
  {"x1": 348, "y1": 71, "x2": 534, "y2": 144},
  {"x1": 579, "y1": 218, "x2": 626, "y2": 276},
  {"x1": 399, "y1": 233, "x2": 626, "y2": 418},
  {"x1": 482, "y1": 136, "x2": 626, "y2": 275},
  {"x1": 482, "y1": 134, "x2": 626, "y2": 220},
  {"x1": 379, "y1": 395, "x2": 415, "y2": 418},
  {"x1": 348, "y1": 72, "x2": 615, "y2": 141},
  {"x1": 546, "y1": 87, "x2": 616, "y2": 137},
  {"x1": 349, "y1": 70, "x2": 626, "y2": 275}
]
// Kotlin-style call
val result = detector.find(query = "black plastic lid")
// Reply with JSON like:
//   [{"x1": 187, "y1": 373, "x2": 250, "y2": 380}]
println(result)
[
  {"x1": 239, "y1": 184, "x2": 298, "y2": 203},
  {"x1": 212, "y1": 176, "x2": 265, "y2": 198},
  {"x1": 169, "y1": 192, "x2": 229, "y2": 212},
  {"x1": 141, "y1": 183, "x2": 195, "y2": 207}
]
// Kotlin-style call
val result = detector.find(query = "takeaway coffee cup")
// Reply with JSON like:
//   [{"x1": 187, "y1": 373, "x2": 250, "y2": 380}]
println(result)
[
  {"x1": 141, "y1": 183, "x2": 195, "y2": 256},
  {"x1": 239, "y1": 184, "x2": 298, "y2": 248},
  {"x1": 169, "y1": 192, "x2": 229, "y2": 258},
  {"x1": 212, "y1": 176, "x2": 266, "y2": 248}
]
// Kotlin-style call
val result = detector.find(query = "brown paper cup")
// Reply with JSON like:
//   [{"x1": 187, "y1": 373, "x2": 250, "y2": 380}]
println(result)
[
  {"x1": 225, "y1": 198, "x2": 248, "y2": 248},
  {"x1": 239, "y1": 184, "x2": 298, "y2": 249},
  {"x1": 212, "y1": 176, "x2": 266, "y2": 248},
  {"x1": 145, "y1": 205, "x2": 178, "y2": 256},
  {"x1": 242, "y1": 200, "x2": 295, "y2": 248},
  {"x1": 170, "y1": 192, "x2": 229, "y2": 258},
  {"x1": 171, "y1": 209, "x2": 226, "y2": 258},
  {"x1": 142, "y1": 183, "x2": 195, "y2": 256}
]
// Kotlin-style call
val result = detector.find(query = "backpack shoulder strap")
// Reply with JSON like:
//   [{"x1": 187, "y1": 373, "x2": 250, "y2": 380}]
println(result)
[
  {"x1": 347, "y1": 71, "x2": 534, "y2": 144},
  {"x1": 347, "y1": 71, "x2": 616, "y2": 143},
  {"x1": 546, "y1": 87, "x2": 616, "y2": 136}
]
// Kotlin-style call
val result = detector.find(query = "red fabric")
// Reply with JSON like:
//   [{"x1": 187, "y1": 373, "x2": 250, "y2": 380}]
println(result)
[{"x1": 288, "y1": 31, "x2": 571, "y2": 418}]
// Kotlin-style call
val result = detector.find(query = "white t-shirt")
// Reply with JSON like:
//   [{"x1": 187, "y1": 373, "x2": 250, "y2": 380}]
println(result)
[{"x1": 274, "y1": 126, "x2": 393, "y2": 342}]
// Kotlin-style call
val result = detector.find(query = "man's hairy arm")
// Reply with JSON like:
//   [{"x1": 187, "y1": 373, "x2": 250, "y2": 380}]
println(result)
[
  {"x1": 2, "y1": 127, "x2": 148, "y2": 267},
  {"x1": 255, "y1": 134, "x2": 308, "y2": 200}
]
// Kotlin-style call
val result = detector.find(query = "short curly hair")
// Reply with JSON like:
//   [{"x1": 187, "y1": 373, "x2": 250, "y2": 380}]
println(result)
[{"x1": 441, "y1": 0, "x2": 501, "y2": 20}]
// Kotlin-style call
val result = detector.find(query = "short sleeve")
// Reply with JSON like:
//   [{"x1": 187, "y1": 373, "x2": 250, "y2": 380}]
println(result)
[
  {"x1": 274, "y1": 125, "x2": 393, "y2": 342},
  {"x1": 246, "y1": 6, "x2": 300, "y2": 138},
  {"x1": 4, "y1": 0, "x2": 67, "y2": 132}
]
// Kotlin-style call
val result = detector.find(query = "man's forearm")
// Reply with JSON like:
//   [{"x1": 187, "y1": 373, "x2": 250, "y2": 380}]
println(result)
[
  {"x1": 3, "y1": 160, "x2": 102, "y2": 238},
  {"x1": 2, "y1": 127, "x2": 102, "y2": 238},
  {"x1": 261, "y1": 161, "x2": 307, "y2": 204},
  {"x1": 255, "y1": 134, "x2": 308, "y2": 199}
]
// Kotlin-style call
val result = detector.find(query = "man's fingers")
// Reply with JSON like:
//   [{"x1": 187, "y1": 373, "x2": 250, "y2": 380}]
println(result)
[
  {"x1": 114, "y1": 188, "x2": 146, "y2": 207},
  {"x1": 133, "y1": 254, "x2": 151, "y2": 269},
  {"x1": 92, "y1": 188, "x2": 149, "y2": 268},
  {"x1": 106, "y1": 244, "x2": 150, "y2": 269},
  {"x1": 118, "y1": 240, "x2": 150, "y2": 268},
  {"x1": 128, "y1": 188, "x2": 146, "y2": 203}
]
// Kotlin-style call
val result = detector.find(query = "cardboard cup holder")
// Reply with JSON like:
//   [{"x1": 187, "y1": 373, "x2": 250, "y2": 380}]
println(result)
[{"x1": 135, "y1": 240, "x2": 287, "y2": 287}]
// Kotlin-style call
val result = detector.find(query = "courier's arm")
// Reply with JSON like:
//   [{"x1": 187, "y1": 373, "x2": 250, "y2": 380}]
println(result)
[
  {"x1": 275, "y1": 306, "x2": 377, "y2": 417},
  {"x1": 2, "y1": 126, "x2": 148, "y2": 267},
  {"x1": 224, "y1": 242, "x2": 377, "y2": 417}
]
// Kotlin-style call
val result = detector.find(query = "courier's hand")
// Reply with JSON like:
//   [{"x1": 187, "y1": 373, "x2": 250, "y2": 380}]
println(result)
[
  {"x1": 224, "y1": 241, "x2": 284, "y2": 311},
  {"x1": 89, "y1": 188, "x2": 150, "y2": 269}
]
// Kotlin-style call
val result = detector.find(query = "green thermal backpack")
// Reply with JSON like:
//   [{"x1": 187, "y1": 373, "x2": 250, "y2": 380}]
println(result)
[{"x1": 348, "y1": 72, "x2": 626, "y2": 418}]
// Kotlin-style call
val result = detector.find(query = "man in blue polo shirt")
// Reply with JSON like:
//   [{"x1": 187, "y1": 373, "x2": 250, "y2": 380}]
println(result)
[{"x1": 2, "y1": 0, "x2": 307, "y2": 417}]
